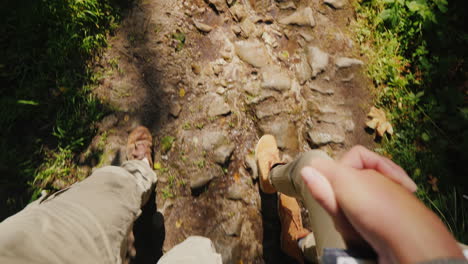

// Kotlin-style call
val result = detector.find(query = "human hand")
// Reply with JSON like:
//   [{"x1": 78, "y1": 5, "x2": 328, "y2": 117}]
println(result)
[{"x1": 301, "y1": 146, "x2": 464, "y2": 264}]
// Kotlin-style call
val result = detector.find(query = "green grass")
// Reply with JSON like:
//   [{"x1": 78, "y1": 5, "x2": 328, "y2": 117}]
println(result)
[
  {"x1": 0, "y1": 0, "x2": 126, "y2": 220},
  {"x1": 353, "y1": 0, "x2": 468, "y2": 242}
]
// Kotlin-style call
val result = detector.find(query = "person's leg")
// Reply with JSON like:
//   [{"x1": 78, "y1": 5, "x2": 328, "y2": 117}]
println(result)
[
  {"x1": 270, "y1": 150, "x2": 346, "y2": 258},
  {"x1": 156, "y1": 236, "x2": 222, "y2": 264},
  {"x1": 0, "y1": 126, "x2": 156, "y2": 264}
]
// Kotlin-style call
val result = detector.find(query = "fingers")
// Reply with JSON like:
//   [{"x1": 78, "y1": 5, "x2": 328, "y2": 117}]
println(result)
[{"x1": 340, "y1": 145, "x2": 417, "y2": 192}]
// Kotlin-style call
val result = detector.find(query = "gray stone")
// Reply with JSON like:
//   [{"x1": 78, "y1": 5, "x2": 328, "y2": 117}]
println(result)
[
  {"x1": 169, "y1": 103, "x2": 182, "y2": 117},
  {"x1": 201, "y1": 130, "x2": 228, "y2": 151},
  {"x1": 240, "y1": 19, "x2": 256, "y2": 38},
  {"x1": 98, "y1": 114, "x2": 118, "y2": 132},
  {"x1": 295, "y1": 54, "x2": 313, "y2": 84},
  {"x1": 343, "y1": 119, "x2": 355, "y2": 132},
  {"x1": 335, "y1": 57, "x2": 364, "y2": 68},
  {"x1": 255, "y1": 102, "x2": 287, "y2": 119},
  {"x1": 234, "y1": 40, "x2": 270, "y2": 68},
  {"x1": 222, "y1": 213, "x2": 243, "y2": 236},
  {"x1": 324, "y1": 0, "x2": 347, "y2": 9},
  {"x1": 208, "y1": 94, "x2": 231, "y2": 116},
  {"x1": 261, "y1": 65, "x2": 291, "y2": 91},
  {"x1": 310, "y1": 85, "x2": 334, "y2": 95},
  {"x1": 278, "y1": 1, "x2": 296, "y2": 10},
  {"x1": 194, "y1": 20, "x2": 213, "y2": 32},
  {"x1": 244, "y1": 153, "x2": 258, "y2": 180},
  {"x1": 278, "y1": 7, "x2": 315, "y2": 27},
  {"x1": 260, "y1": 120, "x2": 299, "y2": 150},
  {"x1": 226, "y1": 184, "x2": 244, "y2": 200},
  {"x1": 230, "y1": 3, "x2": 247, "y2": 21},
  {"x1": 307, "y1": 46, "x2": 329, "y2": 77},
  {"x1": 308, "y1": 130, "x2": 345, "y2": 145},
  {"x1": 214, "y1": 143, "x2": 235, "y2": 164},
  {"x1": 190, "y1": 166, "x2": 223, "y2": 189}
]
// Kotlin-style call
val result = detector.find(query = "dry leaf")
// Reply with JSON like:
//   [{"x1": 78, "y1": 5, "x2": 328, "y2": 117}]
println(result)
[
  {"x1": 366, "y1": 106, "x2": 393, "y2": 137},
  {"x1": 179, "y1": 88, "x2": 186, "y2": 97},
  {"x1": 175, "y1": 219, "x2": 183, "y2": 228}
]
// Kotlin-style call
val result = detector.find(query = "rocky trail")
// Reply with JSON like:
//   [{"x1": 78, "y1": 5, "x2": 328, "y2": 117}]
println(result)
[{"x1": 83, "y1": 0, "x2": 374, "y2": 263}]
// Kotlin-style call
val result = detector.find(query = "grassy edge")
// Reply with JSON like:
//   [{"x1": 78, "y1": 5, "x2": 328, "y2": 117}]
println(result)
[{"x1": 351, "y1": 0, "x2": 467, "y2": 242}]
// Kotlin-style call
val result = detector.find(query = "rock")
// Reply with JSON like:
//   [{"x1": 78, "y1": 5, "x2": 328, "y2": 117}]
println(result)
[
  {"x1": 234, "y1": 40, "x2": 270, "y2": 68},
  {"x1": 310, "y1": 85, "x2": 334, "y2": 95},
  {"x1": 226, "y1": 0, "x2": 235, "y2": 6},
  {"x1": 232, "y1": 25, "x2": 241, "y2": 35},
  {"x1": 299, "y1": 31, "x2": 314, "y2": 42},
  {"x1": 308, "y1": 130, "x2": 344, "y2": 145},
  {"x1": 194, "y1": 20, "x2": 213, "y2": 32},
  {"x1": 307, "y1": 46, "x2": 329, "y2": 77},
  {"x1": 255, "y1": 102, "x2": 287, "y2": 119},
  {"x1": 260, "y1": 120, "x2": 299, "y2": 150},
  {"x1": 343, "y1": 119, "x2": 355, "y2": 132},
  {"x1": 262, "y1": 32, "x2": 278, "y2": 48},
  {"x1": 295, "y1": 54, "x2": 313, "y2": 84},
  {"x1": 278, "y1": 7, "x2": 315, "y2": 27},
  {"x1": 190, "y1": 166, "x2": 223, "y2": 189},
  {"x1": 307, "y1": 101, "x2": 338, "y2": 114},
  {"x1": 244, "y1": 153, "x2": 258, "y2": 180},
  {"x1": 324, "y1": 0, "x2": 347, "y2": 9},
  {"x1": 169, "y1": 103, "x2": 182, "y2": 117},
  {"x1": 208, "y1": 94, "x2": 231, "y2": 116},
  {"x1": 98, "y1": 114, "x2": 118, "y2": 132},
  {"x1": 335, "y1": 57, "x2": 364, "y2": 68},
  {"x1": 212, "y1": 64, "x2": 223, "y2": 76},
  {"x1": 201, "y1": 130, "x2": 228, "y2": 151},
  {"x1": 213, "y1": 143, "x2": 235, "y2": 164},
  {"x1": 341, "y1": 74, "x2": 355, "y2": 82},
  {"x1": 222, "y1": 213, "x2": 243, "y2": 236},
  {"x1": 226, "y1": 184, "x2": 244, "y2": 200},
  {"x1": 240, "y1": 19, "x2": 256, "y2": 38},
  {"x1": 261, "y1": 65, "x2": 291, "y2": 91},
  {"x1": 230, "y1": 3, "x2": 247, "y2": 21},
  {"x1": 278, "y1": 1, "x2": 296, "y2": 10}
]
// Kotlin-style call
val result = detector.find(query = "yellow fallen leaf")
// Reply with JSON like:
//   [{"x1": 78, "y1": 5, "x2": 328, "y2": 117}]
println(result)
[
  {"x1": 175, "y1": 219, "x2": 183, "y2": 228},
  {"x1": 179, "y1": 88, "x2": 186, "y2": 97},
  {"x1": 154, "y1": 162, "x2": 162, "y2": 170},
  {"x1": 366, "y1": 106, "x2": 393, "y2": 137}
]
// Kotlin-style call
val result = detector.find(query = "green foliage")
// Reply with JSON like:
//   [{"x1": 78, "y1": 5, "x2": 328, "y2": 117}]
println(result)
[
  {"x1": 354, "y1": 0, "x2": 468, "y2": 242},
  {"x1": 0, "y1": 0, "x2": 124, "y2": 220},
  {"x1": 161, "y1": 136, "x2": 176, "y2": 153}
]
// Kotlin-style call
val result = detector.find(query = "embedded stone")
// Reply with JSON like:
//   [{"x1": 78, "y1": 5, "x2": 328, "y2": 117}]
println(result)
[
  {"x1": 261, "y1": 65, "x2": 291, "y2": 91},
  {"x1": 278, "y1": 7, "x2": 315, "y2": 27},
  {"x1": 234, "y1": 40, "x2": 270, "y2": 68}
]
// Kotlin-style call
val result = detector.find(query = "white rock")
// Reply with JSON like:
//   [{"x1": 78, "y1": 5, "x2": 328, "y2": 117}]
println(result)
[
  {"x1": 278, "y1": 7, "x2": 315, "y2": 27},
  {"x1": 234, "y1": 40, "x2": 270, "y2": 68},
  {"x1": 261, "y1": 65, "x2": 291, "y2": 91},
  {"x1": 230, "y1": 3, "x2": 246, "y2": 21},
  {"x1": 208, "y1": 94, "x2": 231, "y2": 116},
  {"x1": 308, "y1": 131, "x2": 344, "y2": 145},
  {"x1": 335, "y1": 57, "x2": 364, "y2": 68},
  {"x1": 278, "y1": 1, "x2": 296, "y2": 10},
  {"x1": 213, "y1": 144, "x2": 235, "y2": 164},
  {"x1": 324, "y1": 0, "x2": 347, "y2": 9},
  {"x1": 295, "y1": 54, "x2": 313, "y2": 84},
  {"x1": 194, "y1": 20, "x2": 213, "y2": 32},
  {"x1": 307, "y1": 46, "x2": 329, "y2": 77},
  {"x1": 240, "y1": 19, "x2": 256, "y2": 38}
]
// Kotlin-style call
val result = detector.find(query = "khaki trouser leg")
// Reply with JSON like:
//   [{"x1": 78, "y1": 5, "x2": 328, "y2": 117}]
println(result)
[
  {"x1": 269, "y1": 150, "x2": 346, "y2": 259},
  {"x1": 0, "y1": 160, "x2": 156, "y2": 264}
]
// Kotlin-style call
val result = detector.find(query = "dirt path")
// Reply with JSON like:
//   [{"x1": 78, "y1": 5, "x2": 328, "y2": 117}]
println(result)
[{"x1": 85, "y1": 0, "x2": 374, "y2": 263}]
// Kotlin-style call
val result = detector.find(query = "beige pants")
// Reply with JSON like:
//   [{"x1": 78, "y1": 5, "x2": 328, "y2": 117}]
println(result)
[
  {"x1": 270, "y1": 150, "x2": 346, "y2": 259},
  {"x1": 0, "y1": 160, "x2": 222, "y2": 264}
]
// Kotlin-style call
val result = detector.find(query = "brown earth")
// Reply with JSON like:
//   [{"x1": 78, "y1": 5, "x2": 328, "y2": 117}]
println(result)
[{"x1": 83, "y1": 0, "x2": 375, "y2": 263}]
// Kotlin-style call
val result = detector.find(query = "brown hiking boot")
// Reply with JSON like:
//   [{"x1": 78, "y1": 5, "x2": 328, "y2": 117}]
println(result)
[
  {"x1": 126, "y1": 126, "x2": 153, "y2": 167},
  {"x1": 255, "y1": 135, "x2": 281, "y2": 194},
  {"x1": 279, "y1": 193, "x2": 311, "y2": 264}
]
